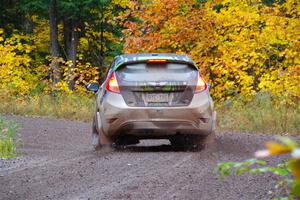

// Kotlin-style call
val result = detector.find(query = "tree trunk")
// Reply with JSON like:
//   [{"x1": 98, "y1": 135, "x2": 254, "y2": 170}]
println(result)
[
  {"x1": 63, "y1": 18, "x2": 71, "y2": 58},
  {"x1": 66, "y1": 23, "x2": 79, "y2": 90},
  {"x1": 98, "y1": 3, "x2": 105, "y2": 81},
  {"x1": 100, "y1": 20, "x2": 104, "y2": 67},
  {"x1": 99, "y1": 19, "x2": 105, "y2": 81},
  {"x1": 49, "y1": 0, "x2": 60, "y2": 85},
  {"x1": 24, "y1": 15, "x2": 34, "y2": 34}
]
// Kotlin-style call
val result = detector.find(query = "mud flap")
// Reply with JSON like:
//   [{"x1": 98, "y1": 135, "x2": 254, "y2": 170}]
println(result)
[
  {"x1": 203, "y1": 111, "x2": 217, "y2": 146},
  {"x1": 211, "y1": 111, "x2": 217, "y2": 132},
  {"x1": 91, "y1": 132, "x2": 99, "y2": 147},
  {"x1": 92, "y1": 117, "x2": 100, "y2": 148},
  {"x1": 96, "y1": 111, "x2": 102, "y2": 131},
  {"x1": 95, "y1": 111, "x2": 114, "y2": 145}
]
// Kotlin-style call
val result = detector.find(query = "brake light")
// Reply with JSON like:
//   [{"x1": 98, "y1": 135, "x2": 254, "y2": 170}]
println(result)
[
  {"x1": 147, "y1": 59, "x2": 168, "y2": 63},
  {"x1": 195, "y1": 73, "x2": 207, "y2": 93},
  {"x1": 105, "y1": 72, "x2": 120, "y2": 93}
]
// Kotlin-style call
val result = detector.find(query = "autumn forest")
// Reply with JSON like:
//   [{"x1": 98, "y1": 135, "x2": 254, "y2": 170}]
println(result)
[{"x1": 0, "y1": 0, "x2": 299, "y2": 133}]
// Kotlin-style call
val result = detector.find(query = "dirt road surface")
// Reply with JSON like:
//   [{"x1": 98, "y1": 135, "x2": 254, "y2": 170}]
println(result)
[{"x1": 0, "y1": 115, "x2": 289, "y2": 200}]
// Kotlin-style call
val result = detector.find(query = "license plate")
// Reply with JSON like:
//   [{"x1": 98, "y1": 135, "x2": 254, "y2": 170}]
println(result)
[{"x1": 146, "y1": 93, "x2": 169, "y2": 102}]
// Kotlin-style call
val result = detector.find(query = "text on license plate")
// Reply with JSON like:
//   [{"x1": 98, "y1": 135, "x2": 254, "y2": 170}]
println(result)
[{"x1": 146, "y1": 93, "x2": 169, "y2": 102}]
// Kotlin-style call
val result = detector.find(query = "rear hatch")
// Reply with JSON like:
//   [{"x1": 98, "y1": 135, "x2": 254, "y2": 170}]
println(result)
[{"x1": 115, "y1": 61, "x2": 199, "y2": 107}]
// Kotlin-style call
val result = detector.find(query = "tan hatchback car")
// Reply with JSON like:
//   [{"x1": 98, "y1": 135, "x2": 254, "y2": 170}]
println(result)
[{"x1": 87, "y1": 53, "x2": 216, "y2": 149}]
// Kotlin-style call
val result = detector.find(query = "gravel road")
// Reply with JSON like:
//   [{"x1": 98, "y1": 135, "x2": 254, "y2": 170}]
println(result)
[{"x1": 0, "y1": 115, "x2": 290, "y2": 200}]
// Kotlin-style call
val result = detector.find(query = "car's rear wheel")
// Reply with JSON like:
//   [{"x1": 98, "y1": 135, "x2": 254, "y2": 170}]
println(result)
[
  {"x1": 116, "y1": 135, "x2": 139, "y2": 146},
  {"x1": 92, "y1": 116, "x2": 114, "y2": 150},
  {"x1": 169, "y1": 132, "x2": 215, "y2": 150}
]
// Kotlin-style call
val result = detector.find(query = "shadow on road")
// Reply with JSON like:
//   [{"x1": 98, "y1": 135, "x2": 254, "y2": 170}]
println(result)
[{"x1": 114, "y1": 144, "x2": 203, "y2": 153}]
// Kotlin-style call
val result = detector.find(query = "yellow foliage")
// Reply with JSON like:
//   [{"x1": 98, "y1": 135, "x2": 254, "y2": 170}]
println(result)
[
  {"x1": 31, "y1": 16, "x2": 50, "y2": 54},
  {"x1": 265, "y1": 141, "x2": 293, "y2": 155},
  {"x1": 42, "y1": 58, "x2": 100, "y2": 94},
  {"x1": 0, "y1": 30, "x2": 37, "y2": 95},
  {"x1": 124, "y1": 0, "x2": 300, "y2": 104},
  {"x1": 112, "y1": 0, "x2": 131, "y2": 9}
]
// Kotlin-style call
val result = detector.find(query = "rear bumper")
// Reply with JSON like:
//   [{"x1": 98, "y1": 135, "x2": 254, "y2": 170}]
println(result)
[{"x1": 97, "y1": 91, "x2": 216, "y2": 137}]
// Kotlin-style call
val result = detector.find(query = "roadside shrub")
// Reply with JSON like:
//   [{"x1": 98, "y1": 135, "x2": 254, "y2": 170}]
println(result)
[
  {"x1": 217, "y1": 136, "x2": 300, "y2": 199},
  {"x1": 0, "y1": 118, "x2": 17, "y2": 158},
  {"x1": 0, "y1": 29, "x2": 37, "y2": 96}
]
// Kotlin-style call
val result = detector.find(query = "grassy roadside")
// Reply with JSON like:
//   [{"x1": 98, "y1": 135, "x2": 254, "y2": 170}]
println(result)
[
  {"x1": 0, "y1": 118, "x2": 17, "y2": 158},
  {"x1": 0, "y1": 93, "x2": 299, "y2": 135},
  {"x1": 217, "y1": 95, "x2": 300, "y2": 135},
  {"x1": 0, "y1": 93, "x2": 95, "y2": 122}
]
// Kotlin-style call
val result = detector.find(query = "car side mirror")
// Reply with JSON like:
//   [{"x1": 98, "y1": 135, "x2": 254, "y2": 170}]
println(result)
[
  {"x1": 207, "y1": 82, "x2": 212, "y2": 89},
  {"x1": 86, "y1": 82, "x2": 99, "y2": 92}
]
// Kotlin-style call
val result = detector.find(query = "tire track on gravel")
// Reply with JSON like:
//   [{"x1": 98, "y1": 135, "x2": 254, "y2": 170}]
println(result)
[
  {"x1": 0, "y1": 115, "x2": 295, "y2": 200},
  {"x1": 71, "y1": 153, "x2": 195, "y2": 200}
]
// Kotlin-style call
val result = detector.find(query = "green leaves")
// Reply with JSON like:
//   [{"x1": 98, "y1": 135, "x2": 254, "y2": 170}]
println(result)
[
  {"x1": 217, "y1": 159, "x2": 267, "y2": 178},
  {"x1": 217, "y1": 137, "x2": 300, "y2": 199},
  {"x1": 291, "y1": 180, "x2": 300, "y2": 197},
  {"x1": 0, "y1": 118, "x2": 17, "y2": 158}
]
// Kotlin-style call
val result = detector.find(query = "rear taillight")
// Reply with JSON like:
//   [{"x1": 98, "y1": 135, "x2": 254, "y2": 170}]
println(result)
[
  {"x1": 147, "y1": 59, "x2": 168, "y2": 63},
  {"x1": 195, "y1": 73, "x2": 207, "y2": 93},
  {"x1": 105, "y1": 72, "x2": 120, "y2": 93}
]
